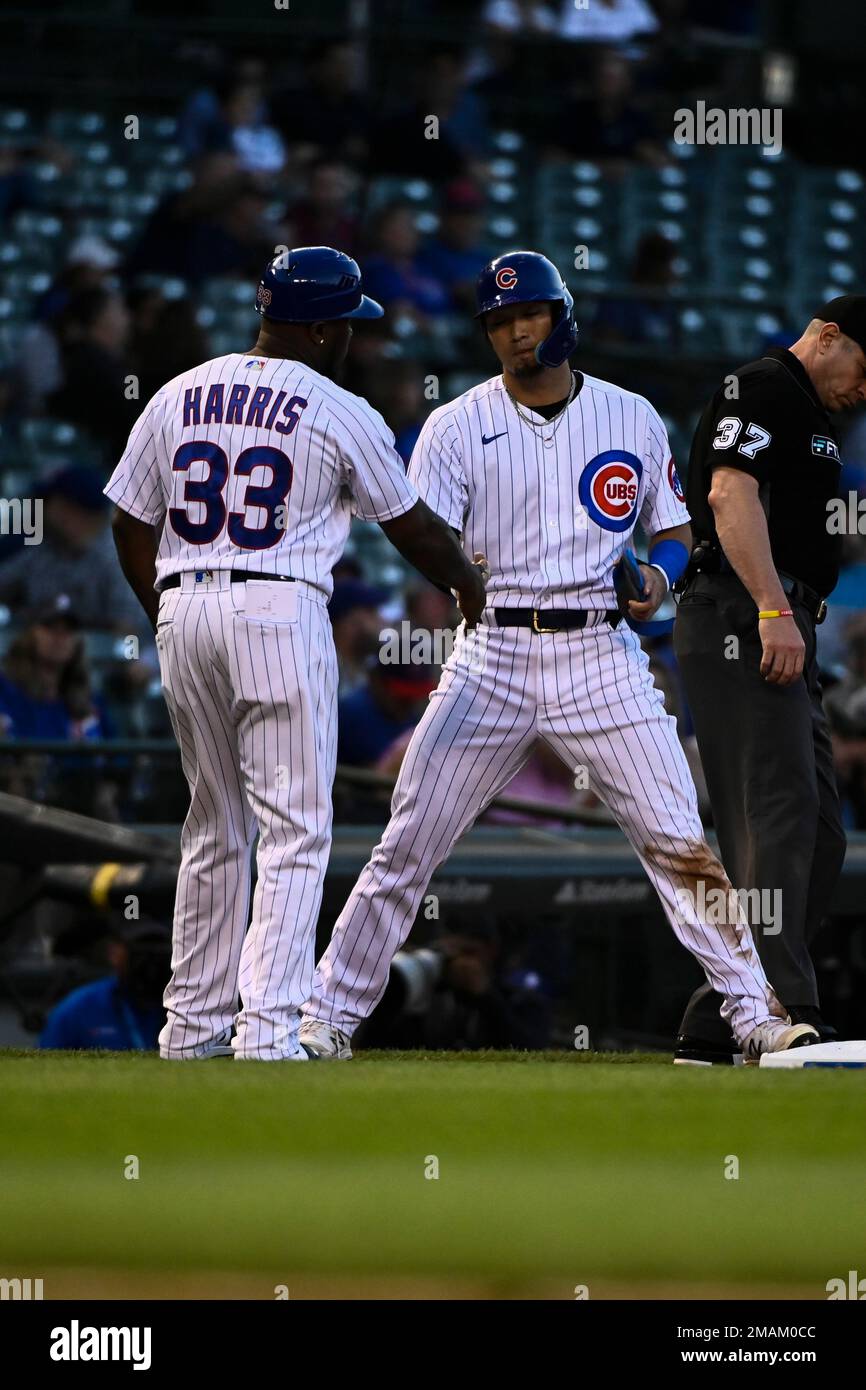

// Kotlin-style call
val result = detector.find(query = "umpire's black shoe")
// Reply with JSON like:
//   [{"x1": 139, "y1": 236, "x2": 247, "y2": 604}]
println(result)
[
  {"x1": 673, "y1": 1034, "x2": 738, "y2": 1066},
  {"x1": 786, "y1": 1005, "x2": 837, "y2": 1042}
]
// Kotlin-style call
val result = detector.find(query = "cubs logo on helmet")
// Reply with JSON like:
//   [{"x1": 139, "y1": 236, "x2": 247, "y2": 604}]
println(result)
[
  {"x1": 475, "y1": 250, "x2": 578, "y2": 368},
  {"x1": 579, "y1": 451, "x2": 643, "y2": 532},
  {"x1": 668, "y1": 457, "x2": 685, "y2": 503}
]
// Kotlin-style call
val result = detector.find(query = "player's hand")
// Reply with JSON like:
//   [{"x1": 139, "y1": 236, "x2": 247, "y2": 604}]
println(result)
[
  {"x1": 758, "y1": 615, "x2": 805, "y2": 685},
  {"x1": 473, "y1": 551, "x2": 491, "y2": 584},
  {"x1": 457, "y1": 557, "x2": 487, "y2": 628},
  {"x1": 626, "y1": 564, "x2": 667, "y2": 621}
]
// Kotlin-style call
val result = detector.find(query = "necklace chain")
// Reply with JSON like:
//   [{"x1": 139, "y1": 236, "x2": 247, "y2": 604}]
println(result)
[{"x1": 504, "y1": 372, "x2": 577, "y2": 439}]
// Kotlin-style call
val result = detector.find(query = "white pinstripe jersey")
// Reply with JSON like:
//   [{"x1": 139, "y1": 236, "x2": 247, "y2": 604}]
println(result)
[
  {"x1": 104, "y1": 353, "x2": 418, "y2": 596},
  {"x1": 409, "y1": 372, "x2": 689, "y2": 607}
]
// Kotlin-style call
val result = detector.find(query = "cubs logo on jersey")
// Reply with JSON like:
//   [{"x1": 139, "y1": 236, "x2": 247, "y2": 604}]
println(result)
[
  {"x1": 579, "y1": 450, "x2": 643, "y2": 532},
  {"x1": 668, "y1": 456, "x2": 685, "y2": 502}
]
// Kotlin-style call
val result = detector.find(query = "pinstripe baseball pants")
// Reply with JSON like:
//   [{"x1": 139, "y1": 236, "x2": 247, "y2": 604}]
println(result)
[
  {"x1": 307, "y1": 614, "x2": 785, "y2": 1045},
  {"x1": 155, "y1": 572, "x2": 337, "y2": 1060}
]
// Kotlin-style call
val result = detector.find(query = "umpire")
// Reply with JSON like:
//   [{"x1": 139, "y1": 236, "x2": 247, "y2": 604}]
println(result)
[{"x1": 673, "y1": 296, "x2": 866, "y2": 1063}]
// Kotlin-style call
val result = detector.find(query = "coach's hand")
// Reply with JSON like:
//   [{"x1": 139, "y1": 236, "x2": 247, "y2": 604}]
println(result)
[
  {"x1": 626, "y1": 564, "x2": 667, "y2": 621},
  {"x1": 758, "y1": 614, "x2": 805, "y2": 685},
  {"x1": 473, "y1": 551, "x2": 492, "y2": 584},
  {"x1": 457, "y1": 557, "x2": 488, "y2": 628}
]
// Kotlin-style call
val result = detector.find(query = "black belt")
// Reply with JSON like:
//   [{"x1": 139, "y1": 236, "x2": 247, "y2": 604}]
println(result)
[
  {"x1": 779, "y1": 574, "x2": 827, "y2": 624},
  {"x1": 494, "y1": 608, "x2": 622, "y2": 633},
  {"x1": 160, "y1": 570, "x2": 295, "y2": 590},
  {"x1": 683, "y1": 560, "x2": 827, "y2": 625}
]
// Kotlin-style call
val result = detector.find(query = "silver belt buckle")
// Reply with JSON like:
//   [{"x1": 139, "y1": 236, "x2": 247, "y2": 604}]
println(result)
[
  {"x1": 815, "y1": 599, "x2": 827, "y2": 625},
  {"x1": 532, "y1": 609, "x2": 558, "y2": 633}
]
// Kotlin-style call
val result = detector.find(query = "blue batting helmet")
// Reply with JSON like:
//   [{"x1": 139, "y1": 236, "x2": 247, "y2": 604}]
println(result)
[
  {"x1": 255, "y1": 247, "x2": 384, "y2": 323},
  {"x1": 475, "y1": 250, "x2": 578, "y2": 368}
]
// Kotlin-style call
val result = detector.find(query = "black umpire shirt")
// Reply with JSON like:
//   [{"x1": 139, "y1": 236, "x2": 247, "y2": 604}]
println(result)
[{"x1": 685, "y1": 346, "x2": 842, "y2": 597}]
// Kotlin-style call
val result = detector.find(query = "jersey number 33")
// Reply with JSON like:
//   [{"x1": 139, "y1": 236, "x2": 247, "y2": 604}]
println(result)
[{"x1": 168, "y1": 441, "x2": 293, "y2": 550}]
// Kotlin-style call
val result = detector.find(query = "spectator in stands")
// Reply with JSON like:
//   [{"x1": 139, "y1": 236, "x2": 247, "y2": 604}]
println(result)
[
  {"x1": 594, "y1": 231, "x2": 680, "y2": 346},
  {"x1": 545, "y1": 49, "x2": 668, "y2": 169},
  {"x1": 362, "y1": 204, "x2": 451, "y2": 328},
  {"x1": 481, "y1": 0, "x2": 557, "y2": 37},
  {"x1": 274, "y1": 40, "x2": 370, "y2": 166},
  {"x1": 329, "y1": 579, "x2": 389, "y2": 696},
  {"x1": 126, "y1": 152, "x2": 281, "y2": 286},
  {"x1": 128, "y1": 281, "x2": 211, "y2": 404},
  {"x1": 338, "y1": 658, "x2": 437, "y2": 768},
  {"x1": 218, "y1": 75, "x2": 287, "y2": 175},
  {"x1": 369, "y1": 47, "x2": 488, "y2": 181},
  {"x1": 179, "y1": 62, "x2": 286, "y2": 174},
  {"x1": 556, "y1": 0, "x2": 659, "y2": 44},
  {"x1": 47, "y1": 287, "x2": 139, "y2": 459},
  {"x1": 416, "y1": 179, "x2": 493, "y2": 313},
  {"x1": 18, "y1": 237, "x2": 121, "y2": 415},
  {"x1": 0, "y1": 594, "x2": 112, "y2": 740},
  {"x1": 0, "y1": 465, "x2": 150, "y2": 640},
  {"x1": 289, "y1": 160, "x2": 359, "y2": 256},
  {"x1": 825, "y1": 616, "x2": 866, "y2": 828},
  {"x1": 364, "y1": 359, "x2": 427, "y2": 463},
  {"x1": 39, "y1": 920, "x2": 170, "y2": 1051}
]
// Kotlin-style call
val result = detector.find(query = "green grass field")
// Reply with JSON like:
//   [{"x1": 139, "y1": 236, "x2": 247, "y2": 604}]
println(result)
[{"x1": 1, "y1": 1049, "x2": 864, "y2": 1299}]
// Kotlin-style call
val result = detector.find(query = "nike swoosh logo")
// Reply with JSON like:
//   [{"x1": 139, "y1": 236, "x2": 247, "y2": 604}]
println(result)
[{"x1": 481, "y1": 431, "x2": 508, "y2": 445}]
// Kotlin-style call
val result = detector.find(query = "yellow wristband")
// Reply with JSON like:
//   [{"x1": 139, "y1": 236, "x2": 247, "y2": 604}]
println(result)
[
  {"x1": 758, "y1": 608, "x2": 793, "y2": 620},
  {"x1": 90, "y1": 862, "x2": 121, "y2": 908}
]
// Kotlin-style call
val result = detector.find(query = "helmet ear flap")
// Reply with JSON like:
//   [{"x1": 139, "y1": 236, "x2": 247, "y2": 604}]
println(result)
[{"x1": 534, "y1": 292, "x2": 578, "y2": 369}]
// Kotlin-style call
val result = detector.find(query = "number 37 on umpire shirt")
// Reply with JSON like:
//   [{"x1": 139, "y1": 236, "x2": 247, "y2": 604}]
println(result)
[{"x1": 685, "y1": 345, "x2": 842, "y2": 598}]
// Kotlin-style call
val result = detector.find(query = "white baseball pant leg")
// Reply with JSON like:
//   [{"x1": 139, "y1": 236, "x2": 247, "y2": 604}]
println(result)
[
  {"x1": 230, "y1": 584, "x2": 338, "y2": 1060},
  {"x1": 156, "y1": 575, "x2": 337, "y2": 1060},
  {"x1": 309, "y1": 617, "x2": 783, "y2": 1045},
  {"x1": 156, "y1": 581, "x2": 256, "y2": 1058},
  {"x1": 537, "y1": 621, "x2": 785, "y2": 1044},
  {"x1": 307, "y1": 624, "x2": 538, "y2": 1028}
]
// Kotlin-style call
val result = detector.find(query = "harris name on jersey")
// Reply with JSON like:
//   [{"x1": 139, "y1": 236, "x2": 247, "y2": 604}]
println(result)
[{"x1": 182, "y1": 367, "x2": 308, "y2": 435}]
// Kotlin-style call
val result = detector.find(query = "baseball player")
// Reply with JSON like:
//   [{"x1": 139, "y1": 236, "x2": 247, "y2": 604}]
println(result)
[
  {"x1": 301, "y1": 250, "x2": 819, "y2": 1063},
  {"x1": 105, "y1": 248, "x2": 486, "y2": 1061}
]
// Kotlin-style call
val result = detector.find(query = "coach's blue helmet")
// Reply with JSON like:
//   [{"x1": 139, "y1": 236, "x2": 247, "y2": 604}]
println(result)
[
  {"x1": 255, "y1": 247, "x2": 384, "y2": 323},
  {"x1": 475, "y1": 251, "x2": 578, "y2": 368}
]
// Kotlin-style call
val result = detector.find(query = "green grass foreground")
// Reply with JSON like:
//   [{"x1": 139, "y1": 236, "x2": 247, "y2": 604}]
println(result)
[{"x1": 0, "y1": 1048, "x2": 863, "y2": 1297}]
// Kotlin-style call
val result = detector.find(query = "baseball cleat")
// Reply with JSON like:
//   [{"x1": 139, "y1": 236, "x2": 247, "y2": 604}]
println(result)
[
  {"x1": 298, "y1": 1018, "x2": 352, "y2": 1059},
  {"x1": 742, "y1": 1020, "x2": 820, "y2": 1065},
  {"x1": 200, "y1": 1028, "x2": 235, "y2": 1058},
  {"x1": 673, "y1": 1034, "x2": 738, "y2": 1066}
]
